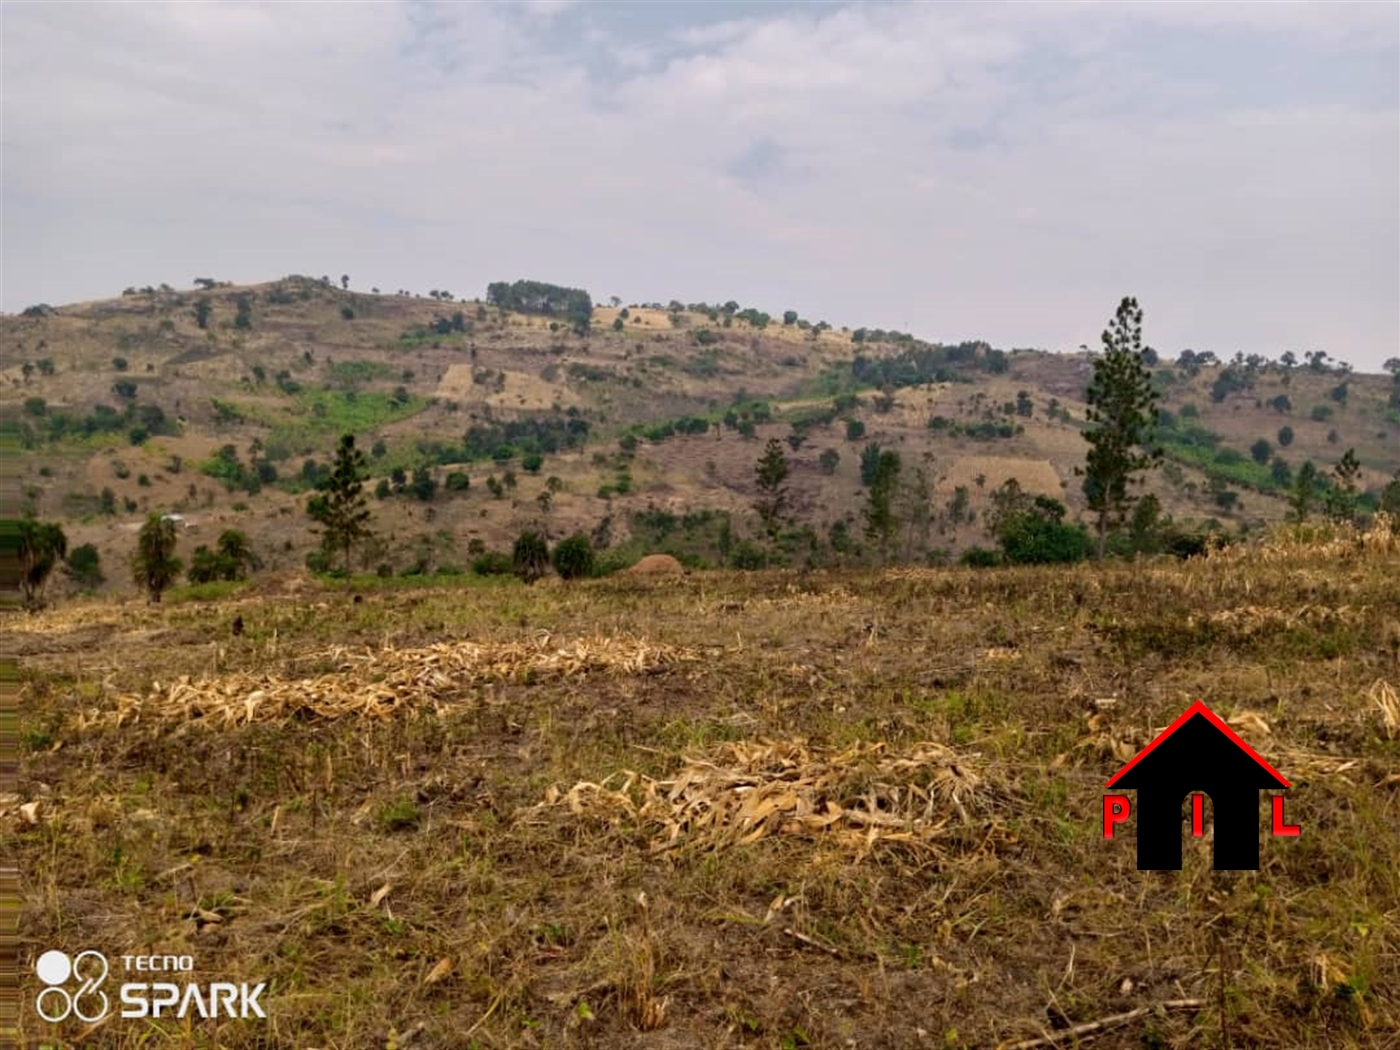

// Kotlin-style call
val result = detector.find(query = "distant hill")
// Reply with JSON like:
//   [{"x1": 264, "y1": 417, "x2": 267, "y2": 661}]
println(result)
[{"x1": 4, "y1": 274, "x2": 1398, "y2": 595}]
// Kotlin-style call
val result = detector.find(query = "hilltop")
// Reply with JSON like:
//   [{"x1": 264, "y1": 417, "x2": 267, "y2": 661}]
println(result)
[{"x1": 3, "y1": 275, "x2": 1398, "y2": 596}]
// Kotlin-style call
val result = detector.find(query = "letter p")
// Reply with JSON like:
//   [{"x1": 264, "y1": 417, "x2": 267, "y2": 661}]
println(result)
[{"x1": 1103, "y1": 794, "x2": 1131, "y2": 838}]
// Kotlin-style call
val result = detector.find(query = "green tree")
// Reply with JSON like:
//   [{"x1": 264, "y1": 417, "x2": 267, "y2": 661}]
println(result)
[
  {"x1": 512, "y1": 530, "x2": 550, "y2": 583},
  {"x1": 193, "y1": 297, "x2": 211, "y2": 329},
  {"x1": 10, "y1": 518, "x2": 68, "y2": 610},
  {"x1": 1324, "y1": 448, "x2": 1361, "y2": 524},
  {"x1": 233, "y1": 295, "x2": 253, "y2": 330},
  {"x1": 1128, "y1": 493, "x2": 1165, "y2": 554},
  {"x1": 859, "y1": 442, "x2": 884, "y2": 486},
  {"x1": 862, "y1": 450, "x2": 901, "y2": 558},
  {"x1": 1081, "y1": 297, "x2": 1162, "y2": 557},
  {"x1": 131, "y1": 514, "x2": 182, "y2": 603},
  {"x1": 522, "y1": 452, "x2": 544, "y2": 474},
  {"x1": 64, "y1": 542, "x2": 104, "y2": 590},
  {"x1": 1288, "y1": 461, "x2": 1319, "y2": 525},
  {"x1": 1277, "y1": 425, "x2": 1294, "y2": 447},
  {"x1": 307, "y1": 434, "x2": 374, "y2": 575},
  {"x1": 552, "y1": 533, "x2": 595, "y2": 580},
  {"x1": 753, "y1": 438, "x2": 791, "y2": 539},
  {"x1": 818, "y1": 448, "x2": 840, "y2": 475},
  {"x1": 1378, "y1": 474, "x2": 1400, "y2": 516},
  {"x1": 409, "y1": 467, "x2": 437, "y2": 502},
  {"x1": 1250, "y1": 439, "x2": 1272, "y2": 464}
]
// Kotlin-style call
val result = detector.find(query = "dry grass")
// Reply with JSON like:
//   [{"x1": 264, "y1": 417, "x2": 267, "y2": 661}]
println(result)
[{"x1": 7, "y1": 545, "x2": 1400, "y2": 1048}]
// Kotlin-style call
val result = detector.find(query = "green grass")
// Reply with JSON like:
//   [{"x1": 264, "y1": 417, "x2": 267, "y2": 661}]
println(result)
[
  {"x1": 326, "y1": 360, "x2": 397, "y2": 386},
  {"x1": 255, "y1": 388, "x2": 427, "y2": 460}
]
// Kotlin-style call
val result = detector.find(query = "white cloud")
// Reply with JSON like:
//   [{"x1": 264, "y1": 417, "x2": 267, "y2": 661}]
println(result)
[{"x1": 2, "y1": 0, "x2": 1396, "y2": 367}]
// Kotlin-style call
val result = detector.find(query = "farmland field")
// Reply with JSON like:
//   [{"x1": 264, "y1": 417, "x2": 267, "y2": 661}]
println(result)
[{"x1": 5, "y1": 528, "x2": 1399, "y2": 1049}]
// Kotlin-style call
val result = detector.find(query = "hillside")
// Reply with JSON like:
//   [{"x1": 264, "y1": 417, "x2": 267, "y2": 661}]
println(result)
[{"x1": 3, "y1": 275, "x2": 1398, "y2": 595}]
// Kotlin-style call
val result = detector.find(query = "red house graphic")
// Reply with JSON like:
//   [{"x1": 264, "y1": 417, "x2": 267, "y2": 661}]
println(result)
[{"x1": 1104, "y1": 701, "x2": 1298, "y2": 870}]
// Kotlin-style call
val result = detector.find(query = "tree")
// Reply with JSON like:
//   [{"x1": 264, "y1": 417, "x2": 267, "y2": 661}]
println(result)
[
  {"x1": 783, "y1": 310, "x2": 799, "y2": 326},
  {"x1": 1081, "y1": 297, "x2": 1162, "y2": 557},
  {"x1": 216, "y1": 529, "x2": 259, "y2": 577},
  {"x1": 307, "y1": 434, "x2": 374, "y2": 575},
  {"x1": 12, "y1": 518, "x2": 67, "y2": 610},
  {"x1": 1250, "y1": 439, "x2": 1272, "y2": 465},
  {"x1": 233, "y1": 294, "x2": 253, "y2": 330},
  {"x1": 512, "y1": 530, "x2": 550, "y2": 583},
  {"x1": 818, "y1": 448, "x2": 840, "y2": 475},
  {"x1": 859, "y1": 442, "x2": 884, "y2": 486},
  {"x1": 193, "y1": 297, "x2": 211, "y2": 329},
  {"x1": 862, "y1": 450, "x2": 901, "y2": 558},
  {"x1": 341, "y1": 274, "x2": 350, "y2": 290},
  {"x1": 522, "y1": 452, "x2": 544, "y2": 474},
  {"x1": 1379, "y1": 474, "x2": 1400, "y2": 516},
  {"x1": 989, "y1": 487, "x2": 1090, "y2": 565},
  {"x1": 64, "y1": 543, "x2": 104, "y2": 590},
  {"x1": 552, "y1": 533, "x2": 595, "y2": 580},
  {"x1": 131, "y1": 514, "x2": 182, "y2": 603},
  {"x1": 1288, "y1": 461, "x2": 1318, "y2": 525},
  {"x1": 409, "y1": 467, "x2": 437, "y2": 502},
  {"x1": 753, "y1": 438, "x2": 790, "y2": 539},
  {"x1": 1277, "y1": 425, "x2": 1294, "y2": 447},
  {"x1": 1324, "y1": 448, "x2": 1361, "y2": 524}
]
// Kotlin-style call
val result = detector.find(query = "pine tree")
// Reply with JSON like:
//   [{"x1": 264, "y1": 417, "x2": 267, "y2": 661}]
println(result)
[
  {"x1": 1288, "y1": 461, "x2": 1319, "y2": 525},
  {"x1": 862, "y1": 450, "x2": 901, "y2": 560},
  {"x1": 1324, "y1": 449, "x2": 1361, "y2": 524},
  {"x1": 307, "y1": 434, "x2": 373, "y2": 575},
  {"x1": 753, "y1": 438, "x2": 791, "y2": 539},
  {"x1": 1081, "y1": 297, "x2": 1162, "y2": 557}
]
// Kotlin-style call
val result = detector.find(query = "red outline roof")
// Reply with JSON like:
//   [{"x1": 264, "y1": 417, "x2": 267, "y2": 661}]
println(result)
[{"x1": 1106, "y1": 701, "x2": 1290, "y2": 788}]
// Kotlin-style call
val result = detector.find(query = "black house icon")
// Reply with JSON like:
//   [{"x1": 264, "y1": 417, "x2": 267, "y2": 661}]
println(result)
[{"x1": 1107, "y1": 701, "x2": 1290, "y2": 870}]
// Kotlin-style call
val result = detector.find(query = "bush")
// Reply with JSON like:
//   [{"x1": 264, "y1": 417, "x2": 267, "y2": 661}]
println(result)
[
  {"x1": 959, "y1": 547, "x2": 1001, "y2": 567},
  {"x1": 445, "y1": 471, "x2": 470, "y2": 492},
  {"x1": 729, "y1": 541, "x2": 768, "y2": 570},
  {"x1": 551, "y1": 533, "x2": 595, "y2": 580},
  {"x1": 997, "y1": 516, "x2": 1091, "y2": 565},
  {"x1": 471, "y1": 551, "x2": 513, "y2": 576}
]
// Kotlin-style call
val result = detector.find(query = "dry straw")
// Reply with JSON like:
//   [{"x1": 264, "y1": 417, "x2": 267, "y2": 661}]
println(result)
[
  {"x1": 84, "y1": 634, "x2": 696, "y2": 728},
  {"x1": 525, "y1": 739, "x2": 1001, "y2": 859}
]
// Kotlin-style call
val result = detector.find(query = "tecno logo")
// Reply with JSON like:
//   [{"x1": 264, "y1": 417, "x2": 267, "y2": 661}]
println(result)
[
  {"x1": 36, "y1": 950, "x2": 109, "y2": 1023},
  {"x1": 35, "y1": 950, "x2": 267, "y2": 1022}
]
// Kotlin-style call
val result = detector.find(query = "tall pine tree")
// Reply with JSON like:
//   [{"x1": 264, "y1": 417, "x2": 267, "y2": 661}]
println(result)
[
  {"x1": 753, "y1": 438, "x2": 791, "y2": 540},
  {"x1": 308, "y1": 434, "x2": 374, "y2": 575},
  {"x1": 1081, "y1": 297, "x2": 1161, "y2": 557}
]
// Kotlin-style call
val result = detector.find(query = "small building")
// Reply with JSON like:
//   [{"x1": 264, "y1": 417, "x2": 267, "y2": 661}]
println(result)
[{"x1": 1107, "y1": 701, "x2": 1290, "y2": 870}]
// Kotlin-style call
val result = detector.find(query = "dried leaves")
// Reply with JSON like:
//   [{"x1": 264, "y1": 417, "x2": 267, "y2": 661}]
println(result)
[
  {"x1": 527, "y1": 739, "x2": 998, "y2": 859},
  {"x1": 87, "y1": 634, "x2": 696, "y2": 728}
]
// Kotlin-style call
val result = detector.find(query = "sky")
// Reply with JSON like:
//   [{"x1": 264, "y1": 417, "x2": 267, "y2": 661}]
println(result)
[{"x1": 2, "y1": 0, "x2": 1398, "y2": 370}]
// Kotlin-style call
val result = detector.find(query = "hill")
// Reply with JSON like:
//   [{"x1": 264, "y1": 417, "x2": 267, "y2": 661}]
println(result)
[{"x1": 3, "y1": 275, "x2": 1398, "y2": 595}]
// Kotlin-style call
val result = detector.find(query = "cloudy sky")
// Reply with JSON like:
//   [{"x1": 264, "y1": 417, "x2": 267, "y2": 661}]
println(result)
[{"x1": 3, "y1": 0, "x2": 1397, "y2": 369}]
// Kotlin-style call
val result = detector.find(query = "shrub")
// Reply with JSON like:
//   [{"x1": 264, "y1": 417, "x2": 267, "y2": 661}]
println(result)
[
  {"x1": 551, "y1": 533, "x2": 595, "y2": 580},
  {"x1": 471, "y1": 551, "x2": 513, "y2": 576},
  {"x1": 511, "y1": 531, "x2": 550, "y2": 583},
  {"x1": 959, "y1": 547, "x2": 1001, "y2": 567}
]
